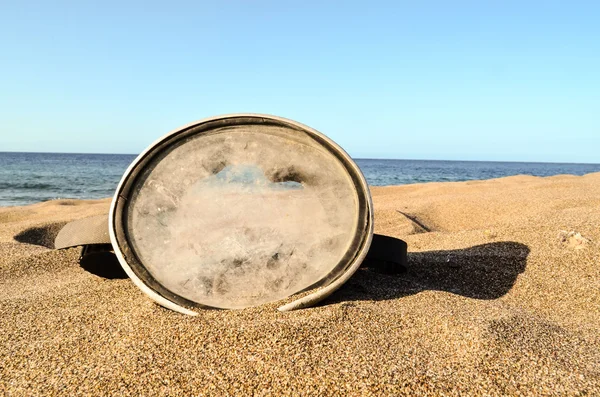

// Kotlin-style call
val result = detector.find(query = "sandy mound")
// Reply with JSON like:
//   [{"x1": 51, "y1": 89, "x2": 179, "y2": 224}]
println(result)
[{"x1": 1, "y1": 174, "x2": 599, "y2": 395}]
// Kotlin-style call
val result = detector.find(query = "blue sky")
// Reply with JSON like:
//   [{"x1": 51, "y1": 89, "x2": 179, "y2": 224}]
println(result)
[{"x1": 1, "y1": 1, "x2": 598, "y2": 162}]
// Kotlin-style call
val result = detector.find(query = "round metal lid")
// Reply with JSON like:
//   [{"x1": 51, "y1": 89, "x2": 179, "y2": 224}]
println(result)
[{"x1": 109, "y1": 115, "x2": 373, "y2": 312}]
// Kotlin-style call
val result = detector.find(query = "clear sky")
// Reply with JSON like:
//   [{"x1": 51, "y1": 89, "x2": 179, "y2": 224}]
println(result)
[{"x1": 1, "y1": 1, "x2": 598, "y2": 163}]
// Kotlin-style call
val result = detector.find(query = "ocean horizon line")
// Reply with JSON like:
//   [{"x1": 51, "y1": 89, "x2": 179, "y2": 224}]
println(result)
[{"x1": 1, "y1": 151, "x2": 598, "y2": 166}]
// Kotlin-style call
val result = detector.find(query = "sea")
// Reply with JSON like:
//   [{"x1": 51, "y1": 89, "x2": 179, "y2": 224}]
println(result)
[{"x1": 1, "y1": 152, "x2": 599, "y2": 207}]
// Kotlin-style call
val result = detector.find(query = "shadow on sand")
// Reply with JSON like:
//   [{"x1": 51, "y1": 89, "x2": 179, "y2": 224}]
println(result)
[
  {"x1": 327, "y1": 241, "x2": 530, "y2": 304},
  {"x1": 79, "y1": 248, "x2": 128, "y2": 280},
  {"x1": 14, "y1": 222, "x2": 67, "y2": 248}
]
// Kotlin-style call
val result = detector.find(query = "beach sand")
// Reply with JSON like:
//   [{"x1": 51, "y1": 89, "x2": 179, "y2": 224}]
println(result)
[{"x1": 1, "y1": 173, "x2": 599, "y2": 396}]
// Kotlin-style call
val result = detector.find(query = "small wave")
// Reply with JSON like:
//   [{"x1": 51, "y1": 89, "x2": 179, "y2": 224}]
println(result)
[{"x1": 0, "y1": 182, "x2": 56, "y2": 190}]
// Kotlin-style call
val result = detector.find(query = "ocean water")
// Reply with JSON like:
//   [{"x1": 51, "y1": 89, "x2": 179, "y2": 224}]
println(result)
[
  {"x1": 0, "y1": 152, "x2": 599, "y2": 207},
  {"x1": 0, "y1": 152, "x2": 136, "y2": 207}
]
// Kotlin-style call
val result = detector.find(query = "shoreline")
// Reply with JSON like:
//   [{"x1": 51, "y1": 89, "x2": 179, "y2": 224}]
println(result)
[{"x1": 2, "y1": 170, "x2": 600, "y2": 209}]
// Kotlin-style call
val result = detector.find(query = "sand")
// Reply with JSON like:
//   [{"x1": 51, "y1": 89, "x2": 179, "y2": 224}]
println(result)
[{"x1": 1, "y1": 173, "x2": 599, "y2": 396}]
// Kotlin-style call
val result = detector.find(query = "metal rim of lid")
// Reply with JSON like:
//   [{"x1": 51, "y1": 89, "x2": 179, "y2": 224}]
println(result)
[{"x1": 108, "y1": 114, "x2": 374, "y2": 315}]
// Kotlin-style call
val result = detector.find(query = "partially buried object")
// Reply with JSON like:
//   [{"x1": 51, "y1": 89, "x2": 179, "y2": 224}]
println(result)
[{"x1": 55, "y1": 114, "x2": 407, "y2": 315}]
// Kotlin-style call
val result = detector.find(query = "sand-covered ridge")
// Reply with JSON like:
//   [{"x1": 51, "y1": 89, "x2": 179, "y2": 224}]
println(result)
[{"x1": 1, "y1": 173, "x2": 599, "y2": 396}]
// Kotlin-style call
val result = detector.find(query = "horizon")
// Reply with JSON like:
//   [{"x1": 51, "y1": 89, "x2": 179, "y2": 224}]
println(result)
[
  {"x1": 1, "y1": 2, "x2": 599, "y2": 163},
  {"x1": 1, "y1": 150, "x2": 599, "y2": 166}
]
